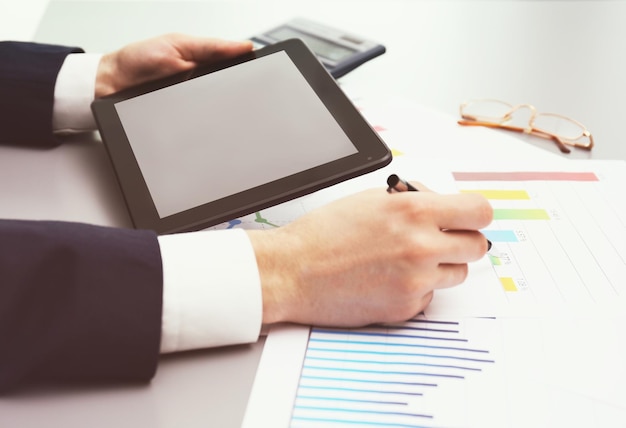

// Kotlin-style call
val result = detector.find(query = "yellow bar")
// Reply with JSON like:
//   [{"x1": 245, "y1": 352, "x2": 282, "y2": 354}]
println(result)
[
  {"x1": 500, "y1": 277, "x2": 518, "y2": 292},
  {"x1": 461, "y1": 189, "x2": 530, "y2": 200}
]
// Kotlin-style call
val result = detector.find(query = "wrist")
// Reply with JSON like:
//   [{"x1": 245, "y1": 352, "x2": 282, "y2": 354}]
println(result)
[
  {"x1": 53, "y1": 53, "x2": 101, "y2": 132},
  {"x1": 247, "y1": 229, "x2": 303, "y2": 325},
  {"x1": 95, "y1": 52, "x2": 118, "y2": 98}
]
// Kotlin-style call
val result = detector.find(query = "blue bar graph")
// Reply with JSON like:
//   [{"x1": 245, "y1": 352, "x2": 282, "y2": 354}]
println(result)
[{"x1": 290, "y1": 319, "x2": 496, "y2": 428}]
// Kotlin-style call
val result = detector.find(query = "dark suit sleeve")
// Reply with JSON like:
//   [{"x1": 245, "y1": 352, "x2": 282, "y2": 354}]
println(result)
[
  {"x1": 0, "y1": 42, "x2": 164, "y2": 392},
  {"x1": 0, "y1": 220, "x2": 163, "y2": 392},
  {"x1": 0, "y1": 41, "x2": 84, "y2": 147}
]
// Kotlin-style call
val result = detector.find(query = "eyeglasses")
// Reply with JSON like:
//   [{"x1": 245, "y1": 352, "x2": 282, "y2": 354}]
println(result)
[{"x1": 458, "y1": 99, "x2": 594, "y2": 153}]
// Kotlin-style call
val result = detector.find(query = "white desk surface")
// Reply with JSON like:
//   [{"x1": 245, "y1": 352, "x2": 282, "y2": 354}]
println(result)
[{"x1": 1, "y1": 1, "x2": 625, "y2": 427}]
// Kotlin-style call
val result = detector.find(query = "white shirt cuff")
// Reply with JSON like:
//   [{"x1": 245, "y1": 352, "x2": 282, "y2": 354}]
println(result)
[
  {"x1": 53, "y1": 52, "x2": 101, "y2": 133},
  {"x1": 158, "y1": 229, "x2": 263, "y2": 353}
]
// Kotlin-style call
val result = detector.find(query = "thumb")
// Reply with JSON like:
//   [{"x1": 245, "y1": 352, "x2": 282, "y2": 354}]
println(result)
[{"x1": 173, "y1": 35, "x2": 254, "y2": 63}]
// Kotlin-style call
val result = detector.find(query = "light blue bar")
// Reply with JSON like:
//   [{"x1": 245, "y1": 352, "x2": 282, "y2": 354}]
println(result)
[
  {"x1": 303, "y1": 365, "x2": 465, "y2": 379},
  {"x1": 482, "y1": 229, "x2": 518, "y2": 243},
  {"x1": 291, "y1": 415, "x2": 432, "y2": 428},
  {"x1": 298, "y1": 385, "x2": 423, "y2": 397},
  {"x1": 293, "y1": 405, "x2": 432, "y2": 419},
  {"x1": 309, "y1": 338, "x2": 489, "y2": 354},
  {"x1": 305, "y1": 356, "x2": 482, "y2": 371}
]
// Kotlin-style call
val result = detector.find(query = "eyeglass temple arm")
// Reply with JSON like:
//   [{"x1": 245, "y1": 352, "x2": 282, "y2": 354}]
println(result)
[{"x1": 457, "y1": 119, "x2": 571, "y2": 153}]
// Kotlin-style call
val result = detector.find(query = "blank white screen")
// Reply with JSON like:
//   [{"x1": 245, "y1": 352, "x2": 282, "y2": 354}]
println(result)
[{"x1": 114, "y1": 51, "x2": 358, "y2": 218}]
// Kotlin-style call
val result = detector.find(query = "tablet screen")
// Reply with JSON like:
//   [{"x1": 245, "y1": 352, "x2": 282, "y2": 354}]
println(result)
[{"x1": 114, "y1": 50, "x2": 358, "y2": 219}]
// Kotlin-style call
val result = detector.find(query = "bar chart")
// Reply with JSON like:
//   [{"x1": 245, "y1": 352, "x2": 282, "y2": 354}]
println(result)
[
  {"x1": 289, "y1": 317, "x2": 499, "y2": 428},
  {"x1": 452, "y1": 169, "x2": 626, "y2": 312}
]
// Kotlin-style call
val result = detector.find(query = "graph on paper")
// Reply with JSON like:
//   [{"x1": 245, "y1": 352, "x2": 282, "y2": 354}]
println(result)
[
  {"x1": 450, "y1": 169, "x2": 626, "y2": 313},
  {"x1": 289, "y1": 317, "x2": 499, "y2": 428}
]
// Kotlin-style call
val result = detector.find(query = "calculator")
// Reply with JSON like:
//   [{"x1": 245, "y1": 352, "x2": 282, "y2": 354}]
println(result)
[{"x1": 250, "y1": 18, "x2": 386, "y2": 78}]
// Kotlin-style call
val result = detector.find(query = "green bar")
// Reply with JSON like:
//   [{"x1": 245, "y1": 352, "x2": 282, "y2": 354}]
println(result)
[
  {"x1": 493, "y1": 209, "x2": 550, "y2": 220},
  {"x1": 489, "y1": 255, "x2": 502, "y2": 266}
]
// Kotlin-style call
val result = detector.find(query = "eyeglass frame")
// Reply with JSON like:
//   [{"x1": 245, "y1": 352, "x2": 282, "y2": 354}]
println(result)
[{"x1": 458, "y1": 99, "x2": 594, "y2": 154}]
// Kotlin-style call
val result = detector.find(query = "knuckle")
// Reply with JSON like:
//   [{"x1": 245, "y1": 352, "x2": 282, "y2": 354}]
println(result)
[
  {"x1": 397, "y1": 232, "x2": 437, "y2": 265},
  {"x1": 388, "y1": 194, "x2": 433, "y2": 221}
]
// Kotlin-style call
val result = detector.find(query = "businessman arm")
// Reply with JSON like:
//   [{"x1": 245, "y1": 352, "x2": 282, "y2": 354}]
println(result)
[
  {"x1": 0, "y1": 220, "x2": 162, "y2": 391},
  {"x1": 0, "y1": 41, "x2": 83, "y2": 146}
]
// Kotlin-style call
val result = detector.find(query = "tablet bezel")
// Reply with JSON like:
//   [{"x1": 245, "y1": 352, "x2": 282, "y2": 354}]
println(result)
[{"x1": 91, "y1": 39, "x2": 392, "y2": 234}]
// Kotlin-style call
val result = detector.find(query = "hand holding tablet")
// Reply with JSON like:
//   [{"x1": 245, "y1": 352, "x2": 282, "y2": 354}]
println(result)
[{"x1": 92, "y1": 39, "x2": 391, "y2": 234}]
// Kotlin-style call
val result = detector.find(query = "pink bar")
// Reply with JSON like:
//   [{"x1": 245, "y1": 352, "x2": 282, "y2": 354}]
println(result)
[{"x1": 452, "y1": 171, "x2": 599, "y2": 181}]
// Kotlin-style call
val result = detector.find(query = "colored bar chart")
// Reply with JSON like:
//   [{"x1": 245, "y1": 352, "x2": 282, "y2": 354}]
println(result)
[
  {"x1": 452, "y1": 168, "x2": 626, "y2": 307},
  {"x1": 290, "y1": 319, "x2": 496, "y2": 428}
]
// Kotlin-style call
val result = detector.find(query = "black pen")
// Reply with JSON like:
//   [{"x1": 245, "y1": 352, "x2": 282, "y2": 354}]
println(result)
[{"x1": 386, "y1": 174, "x2": 495, "y2": 254}]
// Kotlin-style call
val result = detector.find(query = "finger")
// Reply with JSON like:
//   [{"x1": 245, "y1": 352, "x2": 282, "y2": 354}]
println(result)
[
  {"x1": 426, "y1": 192, "x2": 493, "y2": 231},
  {"x1": 397, "y1": 291, "x2": 435, "y2": 322},
  {"x1": 431, "y1": 263, "x2": 470, "y2": 290},
  {"x1": 433, "y1": 229, "x2": 490, "y2": 264},
  {"x1": 175, "y1": 36, "x2": 253, "y2": 63},
  {"x1": 414, "y1": 290, "x2": 434, "y2": 314},
  {"x1": 408, "y1": 181, "x2": 432, "y2": 192}
]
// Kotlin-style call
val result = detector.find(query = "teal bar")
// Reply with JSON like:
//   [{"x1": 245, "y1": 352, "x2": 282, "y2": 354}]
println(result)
[{"x1": 482, "y1": 230, "x2": 518, "y2": 242}]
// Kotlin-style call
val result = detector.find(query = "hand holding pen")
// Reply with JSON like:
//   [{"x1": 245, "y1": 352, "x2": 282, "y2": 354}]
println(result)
[
  {"x1": 387, "y1": 174, "x2": 496, "y2": 255},
  {"x1": 249, "y1": 178, "x2": 493, "y2": 327}
]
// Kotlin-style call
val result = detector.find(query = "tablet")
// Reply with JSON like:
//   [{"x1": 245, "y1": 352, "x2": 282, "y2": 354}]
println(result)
[{"x1": 91, "y1": 39, "x2": 391, "y2": 234}]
